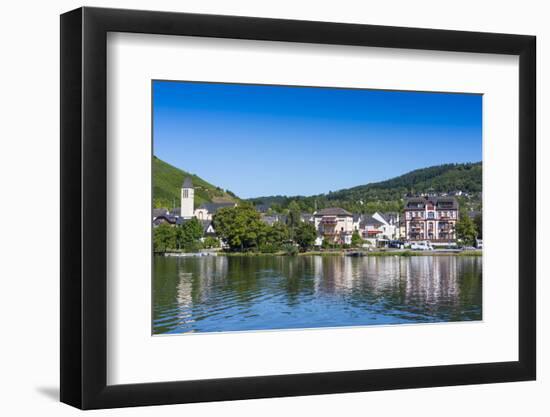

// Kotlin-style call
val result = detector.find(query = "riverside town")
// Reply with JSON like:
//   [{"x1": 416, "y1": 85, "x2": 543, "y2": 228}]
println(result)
[{"x1": 152, "y1": 167, "x2": 483, "y2": 257}]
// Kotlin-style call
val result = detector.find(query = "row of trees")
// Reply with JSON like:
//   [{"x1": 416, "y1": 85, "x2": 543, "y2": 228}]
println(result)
[
  {"x1": 254, "y1": 197, "x2": 403, "y2": 217},
  {"x1": 213, "y1": 204, "x2": 317, "y2": 253},
  {"x1": 153, "y1": 204, "x2": 320, "y2": 254},
  {"x1": 153, "y1": 218, "x2": 219, "y2": 253}
]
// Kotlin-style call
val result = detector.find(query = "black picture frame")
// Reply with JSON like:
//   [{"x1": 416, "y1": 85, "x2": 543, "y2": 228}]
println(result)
[{"x1": 60, "y1": 6, "x2": 536, "y2": 410}]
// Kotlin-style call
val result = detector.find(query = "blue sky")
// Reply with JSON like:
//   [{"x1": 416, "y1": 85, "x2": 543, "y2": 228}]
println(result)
[{"x1": 153, "y1": 81, "x2": 482, "y2": 198}]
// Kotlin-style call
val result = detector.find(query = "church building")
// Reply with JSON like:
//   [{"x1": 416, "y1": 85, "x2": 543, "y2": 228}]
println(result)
[
  {"x1": 181, "y1": 176, "x2": 237, "y2": 220},
  {"x1": 180, "y1": 177, "x2": 195, "y2": 218}
]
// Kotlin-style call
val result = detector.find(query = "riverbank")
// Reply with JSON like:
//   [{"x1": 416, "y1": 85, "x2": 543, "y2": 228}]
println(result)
[
  {"x1": 362, "y1": 250, "x2": 482, "y2": 257},
  {"x1": 297, "y1": 250, "x2": 482, "y2": 257},
  {"x1": 161, "y1": 249, "x2": 482, "y2": 257}
]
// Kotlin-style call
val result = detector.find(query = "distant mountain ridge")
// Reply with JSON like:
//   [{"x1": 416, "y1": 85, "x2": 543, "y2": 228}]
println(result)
[
  {"x1": 247, "y1": 162, "x2": 482, "y2": 214},
  {"x1": 328, "y1": 162, "x2": 481, "y2": 199},
  {"x1": 153, "y1": 156, "x2": 238, "y2": 209},
  {"x1": 153, "y1": 157, "x2": 482, "y2": 214}
]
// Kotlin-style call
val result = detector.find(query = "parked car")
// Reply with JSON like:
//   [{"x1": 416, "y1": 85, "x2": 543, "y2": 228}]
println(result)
[
  {"x1": 410, "y1": 241, "x2": 434, "y2": 251},
  {"x1": 389, "y1": 240, "x2": 405, "y2": 249}
]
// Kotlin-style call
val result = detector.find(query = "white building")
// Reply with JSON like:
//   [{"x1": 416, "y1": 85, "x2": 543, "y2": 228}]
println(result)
[
  {"x1": 194, "y1": 202, "x2": 237, "y2": 220},
  {"x1": 179, "y1": 176, "x2": 237, "y2": 221},
  {"x1": 313, "y1": 207, "x2": 355, "y2": 245},
  {"x1": 372, "y1": 212, "x2": 398, "y2": 240},
  {"x1": 180, "y1": 177, "x2": 194, "y2": 218}
]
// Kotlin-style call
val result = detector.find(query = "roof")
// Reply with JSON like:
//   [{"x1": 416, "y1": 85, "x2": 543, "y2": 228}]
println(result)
[
  {"x1": 382, "y1": 212, "x2": 399, "y2": 223},
  {"x1": 375, "y1": 212, "x2": 388, "y2": 223},
  {"x1": 405, "y1": 196, "x2": 458, "y2": 210},
  {"x1": 405, "y1": 197, "x2": 427, "y2": 208},
  {"x1": 261, "y1": 215, "x2": 278, "y2": 226},
  {"x1": 301, "y1": 213, "x2": 314, "y2": 222},
  {"x1": 254, "y1": 204, "x2": 270, "y2": 213},
  {"x1": 152, "y1": 208, "x2": 169, "y2": 218},
  {"x1": 200, "y1": 220, "x2": 216, "y2": 234},
  {"x1": 435, "y1": 197, "x2": 458, "y2": 209},
  {"x1": 153, "y1": 215, "x2": 177, "y2": 225},
  {"x1": 175, "y1": 217, "x2": 212, "y2": 228},
  {"x1": 182, "y1": 177, "x2": 194, "y2": 188},
  {"x1": 197, "y1": 202, "x2": 236, "y2": 214},
  {"x1": 314, "y1": 207, "x2": 353, "y2": 217},
  {"x1": 360, "y1": 215, "x2": 384, "y2": 228}
]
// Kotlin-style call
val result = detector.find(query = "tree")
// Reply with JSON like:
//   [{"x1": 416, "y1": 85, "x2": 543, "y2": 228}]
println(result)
[
  {"x1": 202, "y1": 236, "x2": 220, "y2": 249},
  {"x1": 351, "y1": 230, "x2": 363, "y2": 247},
  {"x1": 177, "y1": 217, "x2": 203, "y2": 250},
  {"x1": 473, "y1": 213, "x2": 482, "y2": 239},
  {"x1": 456, "y1": 212, "x2": 477, "y2": 246},
  {"x1": 213, "y1": 204, "x2": 268, "y2": 251},
  {"x1": 270, "y1": 203, "x2": 282, "y2": 213},
  {"x1": 294, "y1": 222, "x2": 317, "y2": 251},
  {"x1": 153, "y1": 224, "x2": 177, "y2": 253},
  {"x1": 267, "y1": 222, "x2": 290, "y2": 246},
  {"x1": 287, "y1": 200, "x2": 302, "y2": 231}
]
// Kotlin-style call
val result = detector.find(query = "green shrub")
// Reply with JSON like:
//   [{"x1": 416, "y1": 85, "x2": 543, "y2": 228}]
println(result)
[
  {"x1": 183, "y1": 241, "x2": 202, "y2": 253},
  {"x1": 259, "y1": 243, "x2": 281, "y2": 253},
  {"x1": 202, "y1": 236, "x2": 220, "y2": 249},
  {"x1": 283, "y1": 244, "x2": 299, "y2": 256}
]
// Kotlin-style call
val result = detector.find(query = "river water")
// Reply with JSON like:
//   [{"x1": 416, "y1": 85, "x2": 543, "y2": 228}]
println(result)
[{"x1": 153, "y1": 255, "x2": 482, "y2": 334}]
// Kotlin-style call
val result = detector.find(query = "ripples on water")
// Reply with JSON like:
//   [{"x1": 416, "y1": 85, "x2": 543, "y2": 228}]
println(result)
[{"x1": 153, "y1": 255, "x2": 482, "y2": 334}]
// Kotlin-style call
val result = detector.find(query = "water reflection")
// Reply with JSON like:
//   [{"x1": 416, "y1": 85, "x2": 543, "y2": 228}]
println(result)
[{"x1": 153, "y1": 255, "x2": 482, "y2": 334}]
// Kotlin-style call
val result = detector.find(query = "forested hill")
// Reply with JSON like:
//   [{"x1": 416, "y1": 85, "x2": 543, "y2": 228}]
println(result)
[
  {"x1": 153, "y1": 156, "x2": 239, "y2": 209},
  {"x1": 329, "y1": 162, "x2": 482, "y2": 200},
  {"x1": 248, "y1": 162, "x2": 482, "y2": 214},
  {"x1": 153, "y1": 158, "x2": 481, "y2": 213}
]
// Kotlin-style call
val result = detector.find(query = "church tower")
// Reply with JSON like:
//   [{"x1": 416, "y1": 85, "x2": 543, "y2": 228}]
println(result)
[{"x1": 181, "y1": 177, "x2": 194, "y2": 218}]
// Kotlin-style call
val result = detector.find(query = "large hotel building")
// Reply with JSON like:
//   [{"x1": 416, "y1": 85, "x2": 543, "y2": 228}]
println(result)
[{"x1": 404, "y1": 196, "x2": 459, "y2": 242}]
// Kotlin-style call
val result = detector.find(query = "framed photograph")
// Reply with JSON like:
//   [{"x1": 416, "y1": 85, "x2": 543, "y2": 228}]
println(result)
[{"x1": 60, "y1": 7, "x2": 536, "y2": 409}]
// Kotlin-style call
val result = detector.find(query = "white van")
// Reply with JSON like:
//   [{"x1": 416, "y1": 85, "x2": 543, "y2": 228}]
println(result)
[{"x1": 410, "y1": 241, "x2": 433, "y2": 251}]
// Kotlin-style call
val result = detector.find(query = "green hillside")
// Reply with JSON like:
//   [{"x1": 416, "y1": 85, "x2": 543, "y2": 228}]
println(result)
[
  {"x1": 329, "y1": 162, "x2": 482, "y2": 201},
  {"x1": 153, "y1": 156, "x2": 238, "y2": 209},
  {"x1": 154, "y1": 158, "x2": 482, "y2": 214},
  {"x1": 248, "y1": 162, "x2": 482, "y2": 214}
]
